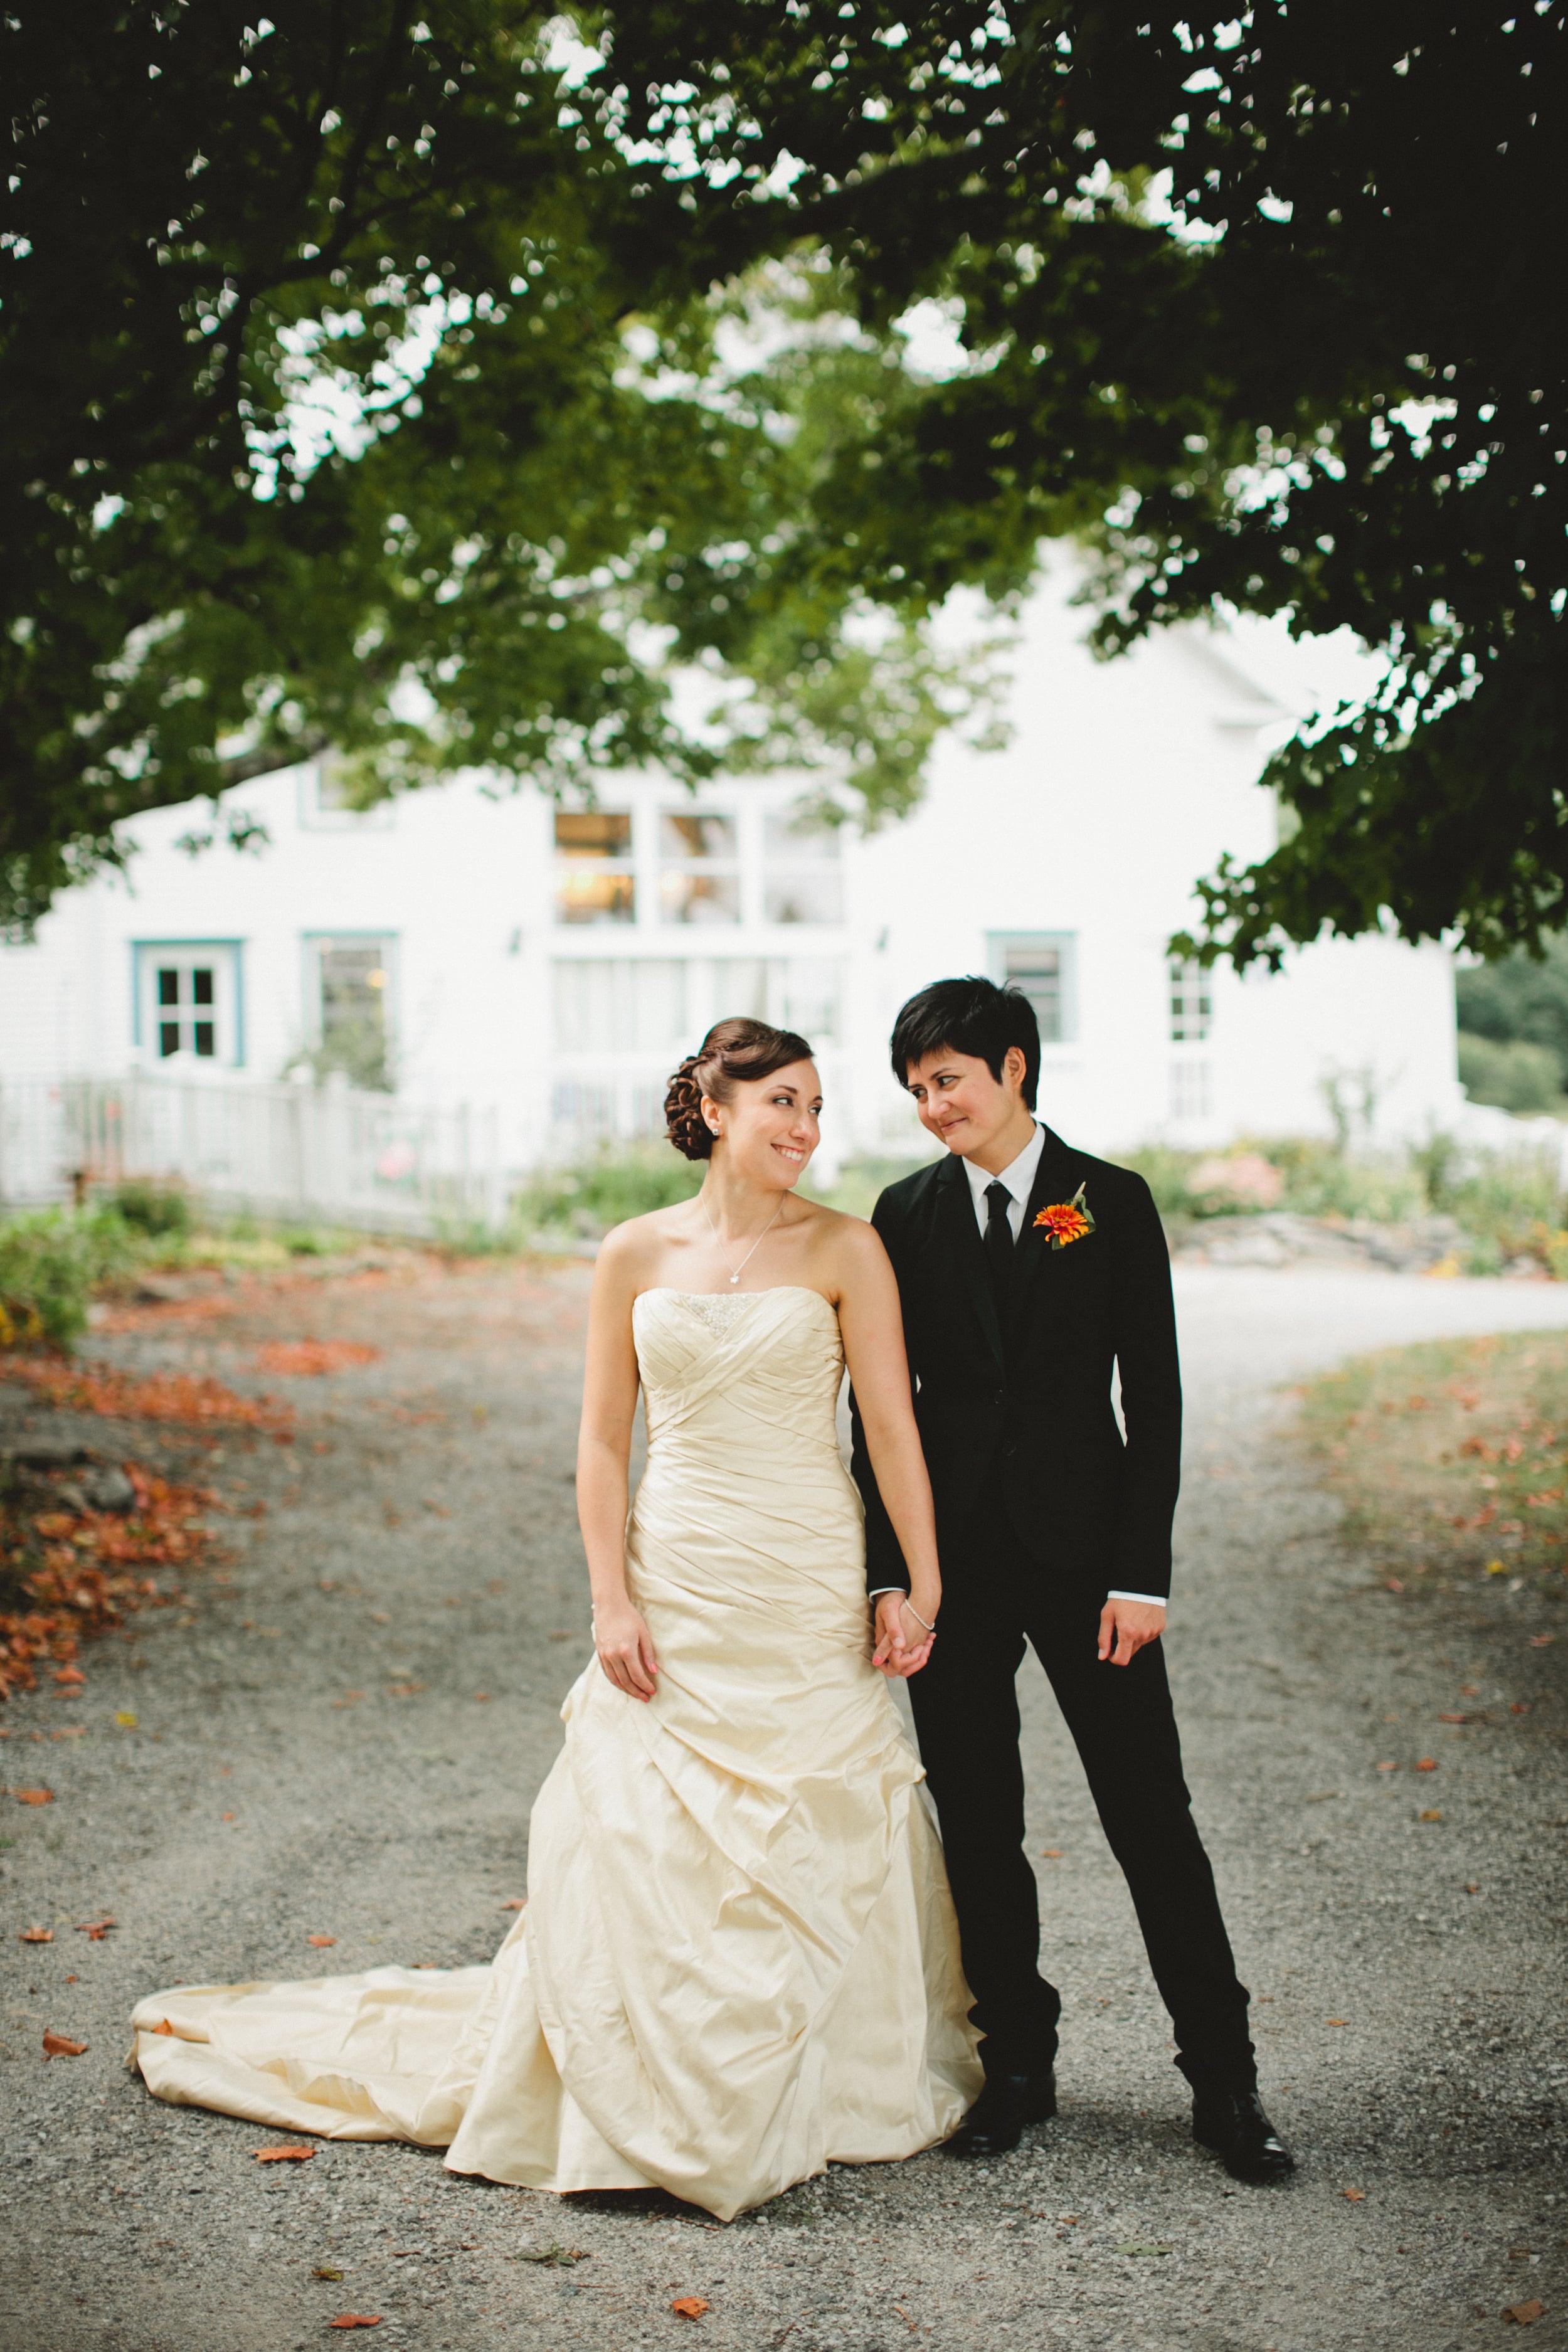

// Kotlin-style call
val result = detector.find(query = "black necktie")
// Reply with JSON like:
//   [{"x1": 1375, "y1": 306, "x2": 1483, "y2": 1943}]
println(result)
[{"x1": 984, "y1": 1180, "x2": 1014, "y2": 1296}]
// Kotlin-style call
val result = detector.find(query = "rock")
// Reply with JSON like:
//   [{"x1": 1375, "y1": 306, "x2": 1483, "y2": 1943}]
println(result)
[
  {"x1": 0, "y1": 1446, "x2": 135, "y2": 1515},
  {"x1": 1198, "y1": 1222, "x2": 1295, "y2": 1268},
  {"x1": 77, "y1": 1466, "x2": 137, "y2": 1512},
  {"x1": 4, "y1": 1440, "x2": 97, "y2": 1471}
]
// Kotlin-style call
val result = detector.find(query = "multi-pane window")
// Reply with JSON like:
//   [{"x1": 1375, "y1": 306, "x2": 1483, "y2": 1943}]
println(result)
[
  {"x1": 659, "y1": 812, "x2": 740, "y2": 926},
  {"x1": 156, "y1": 962, "x2": 216, "y2": 1059},
  {"x1": 763, "y1": 812, "x2": 844, "y2": 926},
  {"x1": 299, "y1": 757, "x2": 395, "y2": 830},
  {"x1": 135, "y1": 944, "x2": 239, "y2": 1066},
  {"x1": 553, "y1": 960, "x2": 689, "y2": 1055},
  {"x1": 1170, "y1": 1061, "x2": 1212, "y2": 1123},
  {"x1": 307, "y1": 937, "x2": 396, "y2": 1091},
  {"x1": 712, "y1": 957, "x2": 842, "y2": 1044},
  {"x1": 554, "y1": 810, "x2": 635, "y2": 925},
  {"x1": 989, "y1": 935, "x2": 1075, "y2": 1046},
  {"x1": 1168, "y1": 958, "x2": 1213, "y2": 1043}
]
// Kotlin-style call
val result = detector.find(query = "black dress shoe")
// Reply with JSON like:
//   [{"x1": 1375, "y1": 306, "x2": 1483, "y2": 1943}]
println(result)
[
  {"x1": 1192, "y1": 2088, "x2": 1296, "y2": 2183},
  {"x1": 945, "y1": 2068, "x2": 1057, "y2": 2159}
]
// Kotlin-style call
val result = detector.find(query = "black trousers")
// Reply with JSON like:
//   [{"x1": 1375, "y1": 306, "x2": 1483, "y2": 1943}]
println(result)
[{"x1": 908, "y1": 1558, "x2": 1254, "y2": 2092}]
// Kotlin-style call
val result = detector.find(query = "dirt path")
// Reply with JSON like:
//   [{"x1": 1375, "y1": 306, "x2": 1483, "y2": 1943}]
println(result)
[{"x1": 2, "y1": 1258, "x2": 1566, "y2": 2352}]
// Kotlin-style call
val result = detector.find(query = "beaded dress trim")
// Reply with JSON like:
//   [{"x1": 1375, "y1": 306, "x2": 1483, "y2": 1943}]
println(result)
[{"x1": 669, "y1": 1291, "x2": 770, "y2": 1337}]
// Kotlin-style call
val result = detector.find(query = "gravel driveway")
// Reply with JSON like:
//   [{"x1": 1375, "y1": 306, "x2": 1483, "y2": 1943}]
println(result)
[{"x1": 2, "y1": 1258, "x2": 1565, "y2": 2352}]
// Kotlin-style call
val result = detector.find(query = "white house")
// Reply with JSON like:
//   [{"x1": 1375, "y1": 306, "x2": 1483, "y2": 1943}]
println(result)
[{"x1": 0, "y1": 564, "x2": 1463, "y2": 1194}]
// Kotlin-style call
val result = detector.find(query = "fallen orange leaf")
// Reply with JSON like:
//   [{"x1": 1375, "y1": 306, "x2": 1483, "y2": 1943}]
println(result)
[
  {"x1": 501, "y1": 1899, "x2": 525, "y2": 1912},
  {"x1": 1415, "y1": 1757, "x2": 1438, "y2": 1772},
  {"x1": 1039, "y1": 1848, "x2": 1064, "y2": 1858},
  {"x1": 255, "y1": 2144, "x2": 316, "y2": 2163},
  {"x1": 152, "y1": 2019, "x2": 176, "y2": 2036},
  {"x1": 42, "y1": 2030, "x2": 88, "y2": 2058},
  {"x1": 256, "y1": 1340, "x2": 380, "y2": 1377},
  {"x1": 1503, "y1": 2302, "x2": 1545, "y2": 2326},
  {"x1": 75, "y1": 1917, "x2": 117, "y2": 1939},
  {"x1": 53, "y1": 1666, "x2": 85, "y2": 1686},
  {"x1": 671, "y1": 2299, "x2": 710, "y2": 2321},
  {"x1": 18, "y1": 1927, "x2": 52, "y2": 1944},
  {"x1": 1327, "y1": 2018, "x2": 1348, "y2": 2026},
  {"x1": 221, "y1": 1811, "x2": 236, "y2": 1821},
  {"x1": 3, "y1": 1355, "x2": 287, "y2": 1429},
  {"x1": 307, "y1": 1934, "x2": 337, "y2": 1948},
  {"x1": 15, "y1": 1788, "x2": 54, "y2": 1805},
  {"x1": 1436, "y1": 1712, "x2": 1468, "y2": 1724},
  {"x1": 1342, "y1": 2188, "x2": 1365, "y2": 2201},
  {"x1": 326, "y1": 2319, "x2": 382, "y2": 2331},
  {"x1": 1419, "y1": 1809, "x2": 1444, "y2": 1823}
]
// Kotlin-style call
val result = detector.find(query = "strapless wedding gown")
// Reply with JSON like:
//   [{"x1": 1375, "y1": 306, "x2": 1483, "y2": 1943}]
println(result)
[{"x1": 130, "y1": 1286, "x2": 979, "y2": 2220}]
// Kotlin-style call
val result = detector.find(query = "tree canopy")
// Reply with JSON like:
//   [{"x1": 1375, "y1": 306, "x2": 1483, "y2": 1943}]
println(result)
[
  {"x1": 4, "y1": 3, "x2": 1562, "y2": 961},
  {"x1": 1, "y1": 2, "x2": 1000, "y2": 928}
]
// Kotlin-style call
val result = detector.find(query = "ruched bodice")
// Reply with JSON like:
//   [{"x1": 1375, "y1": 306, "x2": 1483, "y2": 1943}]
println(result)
[
  {"x1": 132, "y1": 1282, "x2": 978, "y2": 2220},
  {"x1": 628, "y1": 1287, "x2": 867, "y2": 1657}
]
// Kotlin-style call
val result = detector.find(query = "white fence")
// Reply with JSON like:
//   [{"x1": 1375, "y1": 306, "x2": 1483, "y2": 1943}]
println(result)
[{"x1": 0, "y1": 1073, "x2": 505, "y2": 1236}]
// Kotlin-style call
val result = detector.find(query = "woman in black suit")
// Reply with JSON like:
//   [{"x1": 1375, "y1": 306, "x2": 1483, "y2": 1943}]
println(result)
[{"x1": 851, "y1": 975, "x2": 1293, "y2": 2184}]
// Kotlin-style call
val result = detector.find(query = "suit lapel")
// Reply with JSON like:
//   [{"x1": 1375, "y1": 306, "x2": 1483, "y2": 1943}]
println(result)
[
  {"x1": 1013, "y1": 1125, "x2": 1082, "y2": 1321},
  {"x1": 935, "y1": 1151, "x2": 1005, "y2": 1370}
]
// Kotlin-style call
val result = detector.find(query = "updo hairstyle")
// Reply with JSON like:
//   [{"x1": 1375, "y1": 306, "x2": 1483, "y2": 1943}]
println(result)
[{"x1": 664, "y1": 1018, "x2": 816, "y2": 1161}]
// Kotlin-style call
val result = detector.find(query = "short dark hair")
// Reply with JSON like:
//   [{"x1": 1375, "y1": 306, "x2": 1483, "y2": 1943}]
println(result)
[{"x1": 889, "y1": 975, "x2": 1041, "y2": 1111}]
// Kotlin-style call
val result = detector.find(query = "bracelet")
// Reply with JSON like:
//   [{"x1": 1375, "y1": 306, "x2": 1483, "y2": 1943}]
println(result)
[{"x1": 899, "y1": 1599, "x2": 936, "y2": 1633}]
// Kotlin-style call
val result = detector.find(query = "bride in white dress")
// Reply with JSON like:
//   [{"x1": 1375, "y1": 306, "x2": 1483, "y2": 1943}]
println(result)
[{"x1": 131, "y1": 1017, "x2": 979, "y2": 2221}]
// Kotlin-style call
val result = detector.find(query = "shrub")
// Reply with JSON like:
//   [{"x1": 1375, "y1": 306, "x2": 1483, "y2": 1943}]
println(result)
[
  {"x1": 1446, "y1": 1148, "x2": 1565, "y2": 1264},
  {"x1": 1114, "y1": 1146, "x2": 1198, "y2": 1220},
  {"x1": 0, "y1": 1209, "x2": 139, "y2": 1348},
  {"x1": 807, "y1": 1154, "x2": 937, "y2": 1219},
  {"x1": 1457, "y1": 1032, "x2": 1565, "y2": 1116},
  {"x1": 108, "y1": 1178, "x2": 193, "y2": 1240},
  {"x1": 514, "y1": 1143, "x2": 704, "y2": 1241},
  {"x1": 1262, "y1": 1139, "x2": 1427, "y2": 1224},
  {"x1": 1455, "y1": 935, "x2": 1568, "y2": 1071}
]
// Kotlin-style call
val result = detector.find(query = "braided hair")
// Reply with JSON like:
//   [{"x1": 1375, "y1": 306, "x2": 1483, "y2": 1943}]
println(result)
[{"x1": 664, "y1": 1018, "x2": 816, "y2": 1160}]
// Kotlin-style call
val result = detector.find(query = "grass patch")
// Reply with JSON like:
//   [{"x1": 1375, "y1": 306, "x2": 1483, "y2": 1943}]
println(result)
[{"x1": 1300, "y1": 1331, "x2": 1568, "y2": 1594}]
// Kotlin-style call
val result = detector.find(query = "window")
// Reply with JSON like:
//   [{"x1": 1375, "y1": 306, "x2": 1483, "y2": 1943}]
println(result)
[
  {"x1": 1170, "y1": 1061, "x2": 1212, "y2": 1123},
  {"x1": 553, "y1": 960, "x2": 689, "y2": 1055},
  {"x1": 134, "y1": 943, "x2": 242, "y2": 1067},
  {"x1": 298, "y1": 758, "x2": 395, "y2": 831},
  {"x1": 659, "y1": 811, "x2": 739, "y2": 926},
  {"x1": 988, "y1": 934, "x2": 1076, "y2": 1046},
  {"x1": 554, "y1": 810, "x2": 635, "y2": 925},
  {"x1": 1169, "y1": 958, "x2": 1213, "y2": 1042},
  {"x1": 305, "y1": 936, "x2": 397, "y2": 1091},
  {"x1": 551, "y1": 1080, "x2": 617, "y2": 1136},
  {"x1": 763, "y1": 811, "x2": 844, "y2": 926},
  {"x1": 712, "y1": 958, "x2": 842, "y2": 1044}
]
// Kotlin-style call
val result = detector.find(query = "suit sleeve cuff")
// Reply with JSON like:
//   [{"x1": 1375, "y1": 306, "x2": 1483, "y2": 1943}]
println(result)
[{"x1": 1106, "y1": 1591, "x2": 1168, "y2": 1609}]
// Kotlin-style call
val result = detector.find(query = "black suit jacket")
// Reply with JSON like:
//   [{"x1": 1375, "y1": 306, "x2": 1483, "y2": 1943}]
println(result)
[{"x1": 850, "y1": 1127, "x2": 1182, "y2": 1602}]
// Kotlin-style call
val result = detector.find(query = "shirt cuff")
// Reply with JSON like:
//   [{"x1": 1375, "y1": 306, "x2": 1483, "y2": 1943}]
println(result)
[{"x1": 1106, "y1": 1591, "x2": 1168, "y2": 1609}]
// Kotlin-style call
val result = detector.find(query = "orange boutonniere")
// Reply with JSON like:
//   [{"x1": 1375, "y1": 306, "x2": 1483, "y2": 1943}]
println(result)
[{"x1": 1034, "y1": 1182, "x2": 1094, "y2": 1249}]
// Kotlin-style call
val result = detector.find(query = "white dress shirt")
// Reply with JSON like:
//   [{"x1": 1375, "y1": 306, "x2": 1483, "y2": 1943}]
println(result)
[{"x1": 871, "y1": 1123, "x2": 1168, "y2": 1616}]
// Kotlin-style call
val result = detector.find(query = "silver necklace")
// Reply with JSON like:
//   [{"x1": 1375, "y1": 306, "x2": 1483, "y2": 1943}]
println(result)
[{"x1": 701, "y1": 1190, "x2": 786, "y2": 1286}]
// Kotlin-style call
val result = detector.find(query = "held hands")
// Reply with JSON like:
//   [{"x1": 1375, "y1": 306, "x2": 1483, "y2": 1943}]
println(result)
[
  {"x1": 872, "y1": 1591, "x2": 938, "y2": 1680},
  {"x1": 1097, "y1": 1596, "x2": 1166, "y2": 1667},
  {"x1": 593, "y1": 1597, "x2": 660, "y2": 1702}
]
